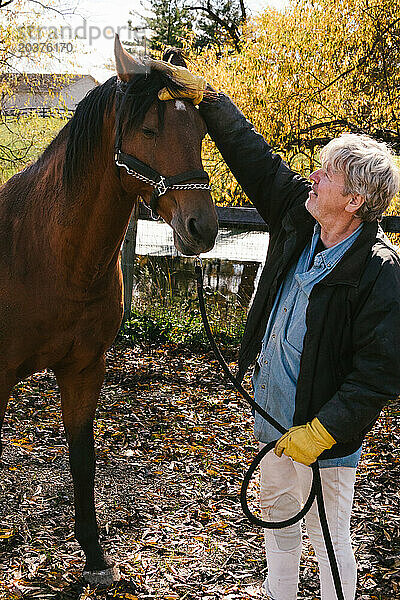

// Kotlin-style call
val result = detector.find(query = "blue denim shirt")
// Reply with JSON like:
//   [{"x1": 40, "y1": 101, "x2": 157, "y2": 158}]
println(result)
[{"x1": 253, "y1": 223, "x2": 363, "y2": 468}]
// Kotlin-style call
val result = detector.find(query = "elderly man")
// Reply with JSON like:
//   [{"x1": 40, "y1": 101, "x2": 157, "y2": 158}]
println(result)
[{"x1": 158, "y1": 70, "x2": 400, "y2": 599}]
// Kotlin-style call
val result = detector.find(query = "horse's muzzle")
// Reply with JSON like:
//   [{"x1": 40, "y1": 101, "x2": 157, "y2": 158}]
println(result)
[
  {"x1": 186, "y1": 212, "x2": 218, "y2": 252},
  {"x1": 171, "y1": 202, "x2": 218, "y2": 255}
]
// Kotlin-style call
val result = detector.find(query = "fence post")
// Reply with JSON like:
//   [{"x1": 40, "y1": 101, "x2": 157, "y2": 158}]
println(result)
[{"x1": 121, "y1": 202, "x2": 139, "y2": 325}]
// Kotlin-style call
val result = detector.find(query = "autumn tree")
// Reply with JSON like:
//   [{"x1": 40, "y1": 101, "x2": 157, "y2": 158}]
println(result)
[
  {"x1": 128, "y1": 0, "x2": 248, "y2": 54},
  {"x1": 187, "y1": 0, "x2": 399, "y2": 205},
  {"x1": 0, "y1": 0, "x2": 78, "y2": 182},
  {"x1": 128, "y1": 0, "x2": 193, "y2": 51},
  {"x1": 187, "y1": 0, "x2": 247, "y2": 52}
]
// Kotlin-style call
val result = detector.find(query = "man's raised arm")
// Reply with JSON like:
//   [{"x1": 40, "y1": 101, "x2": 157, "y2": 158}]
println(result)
[
  {"x1": 198, "y1": 92, "x2": 310, "y2": 230},
  {"x1": 156, "y1": 64, "x2": 310, "y2": 232}
]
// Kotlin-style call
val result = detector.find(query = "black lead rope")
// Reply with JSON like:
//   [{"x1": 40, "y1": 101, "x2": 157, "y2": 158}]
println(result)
[{"x1": 194, "y1": 262, "x2": 345, "y2": 600}]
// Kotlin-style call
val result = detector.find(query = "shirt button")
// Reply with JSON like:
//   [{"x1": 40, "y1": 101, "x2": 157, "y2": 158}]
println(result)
[
  {"x1": 265, "y1": 360, "x2": 268, "y2": 365},
  {"x1": 283, "y1": 307, "x2": 287, "y2": 312},
  {"x1": 261, "y1": 384, "x2": 266, "y2": 389},
  {"x1": 327, "y1": 263, "x2": 331, "y2": 268},
  {"x1": 272, "y1": 334, "x2": 276, "y2": 339}
]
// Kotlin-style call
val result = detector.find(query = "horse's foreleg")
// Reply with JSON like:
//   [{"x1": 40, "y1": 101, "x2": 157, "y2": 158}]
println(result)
[
  {"x1": 55, "y1": 356, "x2": 120, "y2": 585},
  {"x1": 0, "y1": 395, "x2": 10, "y2": 458},
  {"x1": 0, "y1": 374, "x2": 15, "y2": 458}
]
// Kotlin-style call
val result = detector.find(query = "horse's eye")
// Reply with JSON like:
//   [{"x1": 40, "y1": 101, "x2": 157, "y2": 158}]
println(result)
[{"x1": 142, "y1": 127, "x2": 156, "y2": 139}]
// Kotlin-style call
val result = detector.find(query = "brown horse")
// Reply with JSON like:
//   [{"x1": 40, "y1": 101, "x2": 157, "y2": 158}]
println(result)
[{"x1": 0, "y1": 38, "x2": 217, "y2": 584}]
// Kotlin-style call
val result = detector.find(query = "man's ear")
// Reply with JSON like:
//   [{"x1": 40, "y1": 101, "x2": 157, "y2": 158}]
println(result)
[
  {"x1": 345, "y1": 194, "x2": 365, "y2": 215},
  {"x1": 114, "y1": 34, "x2": 147, "y2": 82}
]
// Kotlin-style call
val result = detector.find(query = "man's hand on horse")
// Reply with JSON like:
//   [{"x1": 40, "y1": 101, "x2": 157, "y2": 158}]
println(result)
[
  {"x1": 156, "y1": 63, "x2": 207, "y2": 105},
  {"x1": 274, "y1": 418, "x2": 336, "y2": 466}
]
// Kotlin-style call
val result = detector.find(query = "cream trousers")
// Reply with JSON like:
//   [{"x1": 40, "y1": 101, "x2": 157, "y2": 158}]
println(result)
[{"x1": 259, "y1": 446, "x2": 357, "y2": 600}]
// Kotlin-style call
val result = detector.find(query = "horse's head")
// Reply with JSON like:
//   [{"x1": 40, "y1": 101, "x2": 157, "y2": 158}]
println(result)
[{"x1": 114, "y1": 37, "x2": 218, "y2": 256}]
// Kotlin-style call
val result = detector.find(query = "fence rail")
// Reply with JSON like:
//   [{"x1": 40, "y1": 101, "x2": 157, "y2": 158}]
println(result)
[
  {"x1": 1, "y1": 106, "x2": 74, "y2": 119},
  {"x1": 122, "y1": 205, "x2": 400, "y2": 321},
  {"x1": 138, "y1": 204, "x2": 400, "y2": 233}
]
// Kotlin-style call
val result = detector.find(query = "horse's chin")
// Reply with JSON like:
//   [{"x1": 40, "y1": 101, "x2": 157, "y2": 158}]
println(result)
[
  {"x1": 173, "y1": 230, "x2": 211, "y2": 256},
  {"x1": 173, "y1": 230, "x2": 197, "y2": 256}
]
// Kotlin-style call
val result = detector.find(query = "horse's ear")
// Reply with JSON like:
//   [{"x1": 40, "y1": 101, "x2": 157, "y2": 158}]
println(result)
[
  {"x1": 162, "y1": 47, "x2": 187, "y2": 68},
  {"x1": 114, "y1": 34, "x2": 146, "y2": 82}
]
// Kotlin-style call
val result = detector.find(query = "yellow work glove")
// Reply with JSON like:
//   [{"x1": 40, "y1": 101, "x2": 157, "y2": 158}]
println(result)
[
  {"x1": 154, "y1": 62, "x2": 207, "y2": 105},
  {"x1": 274, "y1": 418, "x2": 336, "y2": 466}
]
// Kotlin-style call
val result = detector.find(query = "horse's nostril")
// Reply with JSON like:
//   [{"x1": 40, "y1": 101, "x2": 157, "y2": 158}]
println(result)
[
  {"x1": 185, "y1": 212, "x2": 218, "y2": 251},
  {"x1": 187, "y1": 217, "x2": 200, "y2": 239}
]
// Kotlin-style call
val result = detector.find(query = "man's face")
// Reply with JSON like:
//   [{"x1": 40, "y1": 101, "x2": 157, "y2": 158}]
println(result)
[{"x1": 306, "y1": 165, "x2": 352, "y2": 224}]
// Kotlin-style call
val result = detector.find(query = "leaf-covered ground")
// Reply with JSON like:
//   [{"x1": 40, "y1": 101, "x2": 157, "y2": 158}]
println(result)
[{"x1": 0, "y1": 343, "x2": 399, "y2": 600}]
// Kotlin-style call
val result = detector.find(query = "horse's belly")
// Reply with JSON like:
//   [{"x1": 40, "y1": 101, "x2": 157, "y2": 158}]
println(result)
[{"x1": 0, "y1": 284, "x2": 123, "y2": 381}]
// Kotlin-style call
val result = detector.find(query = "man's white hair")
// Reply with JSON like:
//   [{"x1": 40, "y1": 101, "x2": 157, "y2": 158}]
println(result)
[{"x1": 320, "y1": 133, "x2": 400, "y2": 222}]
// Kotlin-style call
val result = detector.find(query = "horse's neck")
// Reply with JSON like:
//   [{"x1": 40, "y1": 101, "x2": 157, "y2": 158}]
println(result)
[
  {"x1": 55, "y1": 161, "x2": 137, "y2": 289},
  {"x1": 0, "y1": 124, "x2": 138, "y2": 288},
  {"x1": 12, "y1": 139, "x2": 137, "y2": 288}
]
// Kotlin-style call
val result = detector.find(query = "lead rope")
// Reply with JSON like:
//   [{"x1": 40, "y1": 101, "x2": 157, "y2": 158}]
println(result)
[{"x1": 194, "y1": 259, "x2": 345, "y2": 600}]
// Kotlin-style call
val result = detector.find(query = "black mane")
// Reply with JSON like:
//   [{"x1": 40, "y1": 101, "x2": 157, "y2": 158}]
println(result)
[{"x1": 63, "y1": 69, "x2": 186, "y2": 191}]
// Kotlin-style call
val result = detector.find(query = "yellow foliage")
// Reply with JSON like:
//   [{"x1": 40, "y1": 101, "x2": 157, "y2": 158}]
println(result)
[
  {"x1": 186, "y1": 0, "x2": 399, "y2": 207},
  {"x1": 1, "y1": 0, "x2": 399, "y2": 218},
  {"x1": 0, "y1": 1, "x2": 78, "y2": 180}
]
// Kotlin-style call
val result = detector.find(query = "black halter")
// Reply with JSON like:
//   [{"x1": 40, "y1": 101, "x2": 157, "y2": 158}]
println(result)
[{"x1": 114, "y1": 79, "x2": 211, "y2": 220}]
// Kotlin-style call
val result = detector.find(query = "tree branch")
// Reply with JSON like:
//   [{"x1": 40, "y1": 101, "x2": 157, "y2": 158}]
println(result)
[
  {"x1": 27, "y1": 0, "x2": 78, "y2": 17},
  {"x1": 298, "y1": 119, "x2": 351, "y2": 134},
  {"x1": 307, "y1": 16, "x2": 400, "y2": 100},
  {"x1": 298, "y1": 130, "x2": 400, "y2": 152},
  {"x1": 238, "y1": 0, "x2": 246, "y2": 21},
  {"x1": 186, "y1": 2, "x2": 242, "y2": 51}
]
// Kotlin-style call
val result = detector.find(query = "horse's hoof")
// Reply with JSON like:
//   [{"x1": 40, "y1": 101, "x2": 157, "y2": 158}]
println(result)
[{"x1": 82, "y1": 564, "x2": 120, "y2": 586}]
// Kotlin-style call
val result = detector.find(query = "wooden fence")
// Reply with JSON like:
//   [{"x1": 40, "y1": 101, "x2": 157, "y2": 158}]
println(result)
[
  {"x1": 1, "y1": 107, "x2": 74, "y2": 119},
  {"x1": 135, "y1": 204, "x2": 400, "y2": 232},
  {"x1": 121, "y1": 205, "x2": 400, "y2": 321}
]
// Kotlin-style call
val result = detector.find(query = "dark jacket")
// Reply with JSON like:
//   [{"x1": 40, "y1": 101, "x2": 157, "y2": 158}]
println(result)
[{"x1": 199, "y1": 93, "x2": 400, "y2": 459}]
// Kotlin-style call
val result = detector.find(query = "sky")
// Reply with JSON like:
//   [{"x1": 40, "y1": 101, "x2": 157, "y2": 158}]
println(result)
[{"x1": 6, "y1": 0, "x2": 289, "y2": 81}]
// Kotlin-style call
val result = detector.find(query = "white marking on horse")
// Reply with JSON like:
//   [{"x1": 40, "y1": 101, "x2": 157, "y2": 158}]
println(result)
[{"x1": 175, "y1": 100, "x2": 186, "y2": 111}]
